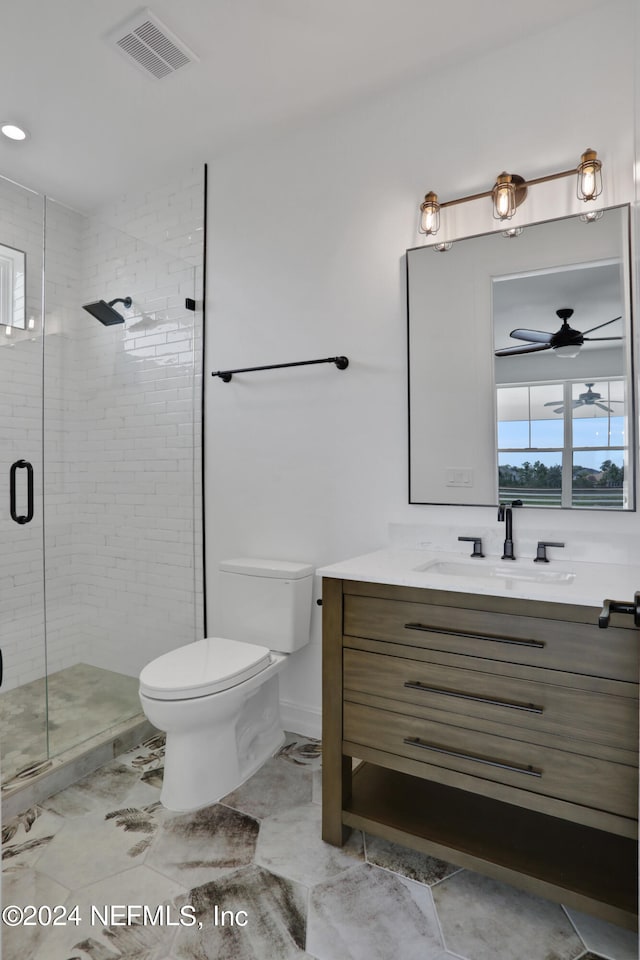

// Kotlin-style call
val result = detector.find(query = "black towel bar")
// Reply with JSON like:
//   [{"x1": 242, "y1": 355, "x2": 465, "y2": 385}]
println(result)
[{"x1": 212, "y1": 356, "x2": 349, "y2": 382}]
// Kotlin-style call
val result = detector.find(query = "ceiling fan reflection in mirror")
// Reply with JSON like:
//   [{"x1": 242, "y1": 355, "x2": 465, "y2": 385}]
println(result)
[
  {"x1": 494, "y1": 307, "x2": 622, "y2": 358},
  {"x1": 543, "y1": 382, "x2": 624, "y2": 415}
]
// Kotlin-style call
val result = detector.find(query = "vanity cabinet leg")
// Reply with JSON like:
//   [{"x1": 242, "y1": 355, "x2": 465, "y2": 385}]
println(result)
[
  {"x1": 323, "y1": 754, "x2": 352, "y2": 846},
  {"x1": 322, "y1": 577, "x2": 351, "y2": 846}
]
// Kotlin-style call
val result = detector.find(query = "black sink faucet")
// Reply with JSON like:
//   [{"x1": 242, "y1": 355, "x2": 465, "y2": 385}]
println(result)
[{"x1": 498, "y1": 500, "x2": 523, "y2": 560}]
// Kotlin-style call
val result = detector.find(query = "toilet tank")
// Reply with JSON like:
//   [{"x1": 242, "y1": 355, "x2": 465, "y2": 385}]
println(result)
[{"x1": 218, "y1": 558, "x2": 314, "y2": 652}]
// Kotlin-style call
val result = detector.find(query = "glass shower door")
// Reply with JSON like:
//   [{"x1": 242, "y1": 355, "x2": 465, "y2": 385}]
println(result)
[{"x1": 0, "y1": 178, "x2": 47, "y2": 783}]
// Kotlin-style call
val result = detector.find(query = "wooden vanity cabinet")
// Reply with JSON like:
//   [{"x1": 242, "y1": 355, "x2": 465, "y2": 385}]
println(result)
[{"x1": 322, "y1": 577, "x2": 639, "y2": 930}]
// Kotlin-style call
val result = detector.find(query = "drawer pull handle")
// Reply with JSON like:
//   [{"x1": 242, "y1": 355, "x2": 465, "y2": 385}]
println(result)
[
  {"x1": 404, "y1": 623, "x2": 545, "y2": 649},
  {"x1": 403, "y1": 681, "x2": 544, "y2": 714},
  {"x1": 402, "y1": 736, "x2": 542, "y2": 778}
]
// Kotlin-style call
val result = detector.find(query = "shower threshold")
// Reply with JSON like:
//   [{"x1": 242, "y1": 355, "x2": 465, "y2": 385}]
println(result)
[
  {"x1": 2, "y1": 713, "x2": 156, "y2": 820},
  {"x1": 1, "y1": 664, "x2": 155, "y2": 820}
]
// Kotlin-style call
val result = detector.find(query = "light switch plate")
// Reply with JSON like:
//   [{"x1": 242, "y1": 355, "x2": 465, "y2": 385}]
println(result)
[{"x1": 445, "y1": 469, "x2": 473, "y2": 487}]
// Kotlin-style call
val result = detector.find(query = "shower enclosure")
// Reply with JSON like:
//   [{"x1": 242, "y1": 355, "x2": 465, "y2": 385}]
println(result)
[{"x1": 0, "y1": 171, "x2": 204, "y2": 787}]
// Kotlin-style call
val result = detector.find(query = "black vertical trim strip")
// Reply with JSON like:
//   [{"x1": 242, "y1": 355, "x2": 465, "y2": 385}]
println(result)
[
  {"x1": 41, "y1": 192, "x2": 50, "y2": 760},
  {"x1": 201, "y1": 163, "x2": 208, "y2": 636}
]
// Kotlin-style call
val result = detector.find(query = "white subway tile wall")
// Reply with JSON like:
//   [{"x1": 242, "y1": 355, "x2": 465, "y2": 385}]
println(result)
[{"x1": 0, "y1": 167, "x2": 204, "y2": 696}]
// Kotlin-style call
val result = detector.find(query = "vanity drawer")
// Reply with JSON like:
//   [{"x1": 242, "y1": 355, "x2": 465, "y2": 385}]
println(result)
[
  {"x1": 343, "y1": 700, "x2": 638, "y2": 820},
  {"x1": 343, "y1": 594, "x2": 637, "y2": 681},
  {"x1": 343, "y1": 648, "x2": 638, "y2": 755}
]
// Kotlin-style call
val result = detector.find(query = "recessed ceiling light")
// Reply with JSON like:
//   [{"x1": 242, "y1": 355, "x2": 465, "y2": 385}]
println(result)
[{"x1": 1, "y1": 123, "x2": 29, "y2": 142}]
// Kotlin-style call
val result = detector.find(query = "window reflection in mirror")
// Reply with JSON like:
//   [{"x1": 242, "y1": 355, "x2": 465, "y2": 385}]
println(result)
[
  {"x1": 0, "y1": 242, "x2": 26, "y2": 330},
  {"x1": 497, "y1": 379, "x2": 627, "y2": 508}
]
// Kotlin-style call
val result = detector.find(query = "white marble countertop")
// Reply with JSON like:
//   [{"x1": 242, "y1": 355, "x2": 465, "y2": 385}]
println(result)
[{"x1": 317, "y1": 547, "x2": 640, "y2": 610}]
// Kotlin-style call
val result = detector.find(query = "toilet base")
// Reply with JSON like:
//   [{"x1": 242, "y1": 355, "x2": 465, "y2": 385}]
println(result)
[{"x1": 158, "y1": 672, "x2": 285, "y2": 811}]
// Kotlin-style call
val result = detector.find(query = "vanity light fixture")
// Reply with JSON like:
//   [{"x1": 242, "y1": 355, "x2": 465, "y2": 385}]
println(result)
[
  {"x1": 492, "y1": 173, "x2": 527, "y2": 221},
  {"x1": 419, "y1": 191, "x2": 440, "y2": 235},
  {"x1": 419, "y1": 148, "x2": 604, "y2": 239},
  {"x1": 576, "y1": 148, "x2": 602, "y2": 201}
]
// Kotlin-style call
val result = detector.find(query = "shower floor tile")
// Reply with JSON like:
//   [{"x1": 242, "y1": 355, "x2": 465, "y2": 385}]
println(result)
[
  {"x1": 0, "y1": 663, "x2": 140, "y2": 782},
  {"x1": 1, "y1": 732, "x2": 636, "y2": 960}
]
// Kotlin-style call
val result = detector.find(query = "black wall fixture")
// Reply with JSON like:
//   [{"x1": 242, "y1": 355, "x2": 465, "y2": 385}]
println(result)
[
  {"x1": 82, "y1": 297, "x2": 132, "y2": 325},
  {"x1": 211, "y1": 356, "x2": 349, "y2": 383}
]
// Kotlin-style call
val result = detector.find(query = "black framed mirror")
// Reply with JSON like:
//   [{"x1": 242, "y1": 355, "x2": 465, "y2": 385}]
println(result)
[{"x1": 407, "y1": 205, "x2": 634, "y2": 510}]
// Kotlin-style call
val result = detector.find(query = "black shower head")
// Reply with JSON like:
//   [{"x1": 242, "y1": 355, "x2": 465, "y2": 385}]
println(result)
[{"x1": 82, "y1": 297, "x2": 132, "y2": 326}]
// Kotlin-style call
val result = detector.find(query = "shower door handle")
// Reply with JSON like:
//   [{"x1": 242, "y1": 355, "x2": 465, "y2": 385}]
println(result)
[{"x1": 10, "y1": 459, "x2": 34, "y2": 524}]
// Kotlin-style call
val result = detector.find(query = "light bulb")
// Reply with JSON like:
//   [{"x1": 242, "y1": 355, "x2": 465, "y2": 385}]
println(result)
[
  {"x1": 421, "y1": 207, "x2": 436, "y2": 233},
  {"x1": 581, "y1": 168, "x2": 595, "y2": 197},
  {"x1": 496, "y1": 190, "x2": 510, "y2": 218}
]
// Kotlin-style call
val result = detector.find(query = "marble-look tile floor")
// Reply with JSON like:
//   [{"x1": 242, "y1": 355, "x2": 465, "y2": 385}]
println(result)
[
  {"x1": 0, "y1": 664, "x2": 140, "y2": 782},
  {"x1": 2, "y1": 732, "x2": 637, "y2": 960}
]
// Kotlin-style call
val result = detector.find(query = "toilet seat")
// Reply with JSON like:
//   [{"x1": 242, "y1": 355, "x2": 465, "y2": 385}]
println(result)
[{"x1": 139, "y1": 637, "x2": 272, "y2": 701}]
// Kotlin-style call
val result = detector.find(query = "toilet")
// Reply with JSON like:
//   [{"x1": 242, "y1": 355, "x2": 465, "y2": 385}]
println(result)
[{"x1": 139, "y1": 558, "x2": 314, "y2": 811}]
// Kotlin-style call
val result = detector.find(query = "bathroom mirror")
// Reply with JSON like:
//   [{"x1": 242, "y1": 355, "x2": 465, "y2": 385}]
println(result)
[
  {"x1": 407, "y1": 205, "x2": 634, "y2": 509},
  {"x1": 0, "y1": 242, "x2": 25, "y2": 330}
]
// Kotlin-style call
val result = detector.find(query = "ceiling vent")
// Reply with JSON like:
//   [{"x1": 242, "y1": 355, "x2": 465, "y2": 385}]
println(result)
[{"x1": 108, "y1": 9, "x2": 198, "y2": 80}]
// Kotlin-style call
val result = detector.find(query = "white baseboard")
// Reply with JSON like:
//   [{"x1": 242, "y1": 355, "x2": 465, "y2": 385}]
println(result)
[{"x1": 280, "y1": 698, "x2": 322, "y2": 740}]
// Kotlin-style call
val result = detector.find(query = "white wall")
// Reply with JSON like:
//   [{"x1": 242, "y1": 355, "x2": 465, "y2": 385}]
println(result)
[{"x1": 204, "y1": 0, "x2": 638, "y2": 736}]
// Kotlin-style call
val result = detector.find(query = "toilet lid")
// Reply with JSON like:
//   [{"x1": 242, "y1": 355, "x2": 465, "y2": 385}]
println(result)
[{"x1": 139, "y1": 637, "x2": 272, "y2": 700}]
